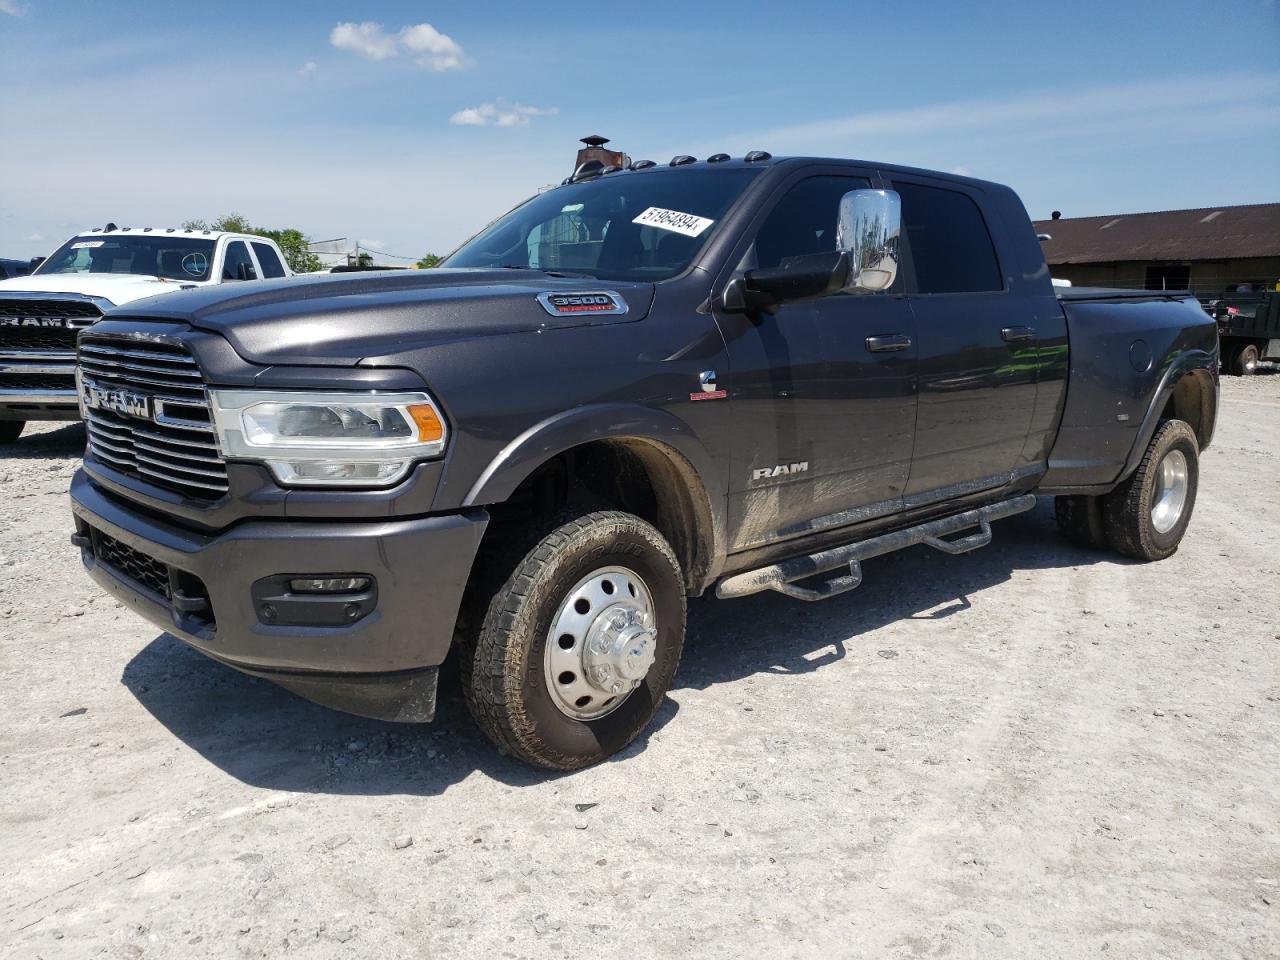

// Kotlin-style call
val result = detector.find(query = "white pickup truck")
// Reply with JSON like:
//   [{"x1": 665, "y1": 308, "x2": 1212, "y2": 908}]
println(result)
[{"x1": 0, "y1": 227, "x2": 292, "y2": 443}]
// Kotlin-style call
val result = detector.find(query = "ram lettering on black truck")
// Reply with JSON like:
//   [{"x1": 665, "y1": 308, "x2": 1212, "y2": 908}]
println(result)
[{"x1": 68, "y1": 153, "x2": 1218, "y2": 770}]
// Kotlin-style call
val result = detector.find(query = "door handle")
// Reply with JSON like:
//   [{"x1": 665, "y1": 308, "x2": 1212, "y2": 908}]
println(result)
[
  {"x1": 1001, "y1": 326, "x2": 1035, "y2": 343},
  {"x1": 865, "y1": 334, "x2": 912, "y2": 353}
]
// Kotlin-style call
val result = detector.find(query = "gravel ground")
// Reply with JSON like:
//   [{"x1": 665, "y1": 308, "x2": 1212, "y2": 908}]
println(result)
[{"x1": 1, "y1": 374, "x2": 1277, "y2": 960}]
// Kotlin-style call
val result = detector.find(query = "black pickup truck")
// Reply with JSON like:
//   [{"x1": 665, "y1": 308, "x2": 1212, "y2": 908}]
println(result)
[{"x1": 68, "y1": 153, "x2": 1218, "y2": 769}]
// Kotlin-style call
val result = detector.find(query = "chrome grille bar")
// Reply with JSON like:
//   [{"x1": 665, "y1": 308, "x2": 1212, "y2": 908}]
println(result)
[{"x1": 79, "y1": 338, "x2": 229, "y2": 498}]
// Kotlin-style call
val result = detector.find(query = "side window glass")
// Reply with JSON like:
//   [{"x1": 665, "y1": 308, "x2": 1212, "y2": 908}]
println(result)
[
  {"x1": 222, "y1": 241, "x2": 255, "y2": 281},
  {"x1": 894, "y1": 182, "x2": 1002, "y2": 294},
  {"x1": 748, "y1": 175, "x2": 871, "y2": 270},
  {"x1": 251, "y1": 242, "x2": 286, "y2": 278}
]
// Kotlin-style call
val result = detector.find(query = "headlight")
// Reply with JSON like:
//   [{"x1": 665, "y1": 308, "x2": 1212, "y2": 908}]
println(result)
[{"x1": 208, "y1": 389, "x2": 446, "y2": 487}]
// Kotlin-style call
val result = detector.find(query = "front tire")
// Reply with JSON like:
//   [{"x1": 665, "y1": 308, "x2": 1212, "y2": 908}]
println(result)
[
  {"x1": 1233, "y1": 343, "x2": 1260, "y2": 376},
  {"x1": 1102, "y1": 420, "x2": 1199, "y2": 561},
  {"x1": 0, "y1": 420, "x2": 25, "y2": 444},
  {"x1": 462, "y1": 511, "x2": 685, "y2": 770}
]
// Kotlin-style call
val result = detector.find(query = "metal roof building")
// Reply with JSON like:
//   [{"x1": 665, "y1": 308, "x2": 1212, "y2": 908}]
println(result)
[{"x1": 1033, "y1": 203, "x2": 1280, "y2": 296}]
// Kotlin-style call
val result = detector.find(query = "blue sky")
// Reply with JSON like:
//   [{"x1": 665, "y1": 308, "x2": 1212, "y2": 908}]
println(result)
[{"x1": 2, "y1": 0, "x2": 1277, "y2": 262}]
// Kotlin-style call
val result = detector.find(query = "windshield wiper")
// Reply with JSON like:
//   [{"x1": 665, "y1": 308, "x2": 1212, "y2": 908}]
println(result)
[{"x1": 496, "y1": 264, "x2": 597, "y2": 279}]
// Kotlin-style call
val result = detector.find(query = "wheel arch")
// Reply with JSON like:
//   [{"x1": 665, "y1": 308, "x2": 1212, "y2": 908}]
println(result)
[
  {"x1": 1122, "y1": 350, "x2": 1217, "y2": 482},
  {"x1": 461, "y1": 404, "x2": 726, "y2": 592}
]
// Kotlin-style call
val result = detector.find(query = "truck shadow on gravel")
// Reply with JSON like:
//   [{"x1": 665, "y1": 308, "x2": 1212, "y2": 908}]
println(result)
[
  {"x1": 121, "y1": 499, "x2": 1124, "y2": 796},
  {"x1": 5, "y1": 422, "x2": 86, "y2": 460}
]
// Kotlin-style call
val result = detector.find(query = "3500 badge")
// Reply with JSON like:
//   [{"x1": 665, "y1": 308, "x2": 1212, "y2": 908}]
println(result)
[{"x1": 536, "y1": 291, "x2": 629, "y2": 318}]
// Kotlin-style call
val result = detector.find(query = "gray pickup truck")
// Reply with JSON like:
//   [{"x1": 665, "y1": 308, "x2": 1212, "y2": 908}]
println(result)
[{"x1": 68, "y1": 153, "x2": 1218, "y2": 769}]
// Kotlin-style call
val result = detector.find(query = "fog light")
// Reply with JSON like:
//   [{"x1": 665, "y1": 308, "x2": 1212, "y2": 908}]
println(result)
[{"x1": 289, "y1": 576, "x2": 372, "y2": 594}]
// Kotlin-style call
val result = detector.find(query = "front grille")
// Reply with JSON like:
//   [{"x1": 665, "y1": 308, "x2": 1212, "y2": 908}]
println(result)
[
  {"x1": 79, "y1": 338, "x2": 229, "y2": 499},
  {"x1": 95, "y1": 530, "x2": 171, "y2": 599},
  {"x1": 0, "y1": 297, "x2": 102, "y2": 351},
  {"x1": 0, "y1": 372, "x2": 75, "y2": 391}
]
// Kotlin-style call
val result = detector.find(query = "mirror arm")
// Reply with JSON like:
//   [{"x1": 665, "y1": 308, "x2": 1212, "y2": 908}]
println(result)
[{"x1": 721, "y1": 276, "x2": 778, "y2": 316}]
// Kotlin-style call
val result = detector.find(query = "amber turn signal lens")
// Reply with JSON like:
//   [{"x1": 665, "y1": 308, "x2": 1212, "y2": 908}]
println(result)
[{"x1": 407, "y1": 403, "x2": 444, "y2": 443}]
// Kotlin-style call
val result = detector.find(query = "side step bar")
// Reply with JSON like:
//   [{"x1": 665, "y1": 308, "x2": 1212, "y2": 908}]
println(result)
[{"x1": 715, "y1": 495, "x2": 1037, "y2": 602}]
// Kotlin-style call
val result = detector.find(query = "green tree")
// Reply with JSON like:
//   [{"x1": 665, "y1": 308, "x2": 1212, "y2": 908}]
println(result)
[
  {"x1": 416, "y1": 253, "x2": 444, "y2": 269},
  {"x1": 181, "y1": 214, "x2": 323, "y2": 274}
]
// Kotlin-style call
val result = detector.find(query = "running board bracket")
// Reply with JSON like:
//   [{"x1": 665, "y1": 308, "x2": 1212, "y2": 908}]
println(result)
[{"x1": 715, "y1": 495, "x2": 1036, "y2": 602}]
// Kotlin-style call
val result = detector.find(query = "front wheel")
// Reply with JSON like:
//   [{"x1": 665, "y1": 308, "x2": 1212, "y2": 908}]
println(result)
[
  {"x1": 462, "y1": 511, "x2": 686, "y2": 770},
  {"x1": 0, "y1": 420, "x2": 25, "y2": 444},
  {"x1": 1102, "y1": 419, "x2": 1199, "y2": 561}
]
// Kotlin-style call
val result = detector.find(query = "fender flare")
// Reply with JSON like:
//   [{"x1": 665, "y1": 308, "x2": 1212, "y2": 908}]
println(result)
[
  {"x1": 461, "y1": 402, "x2": 727, "y2": 584},
  {"x1": 1120, "y1": 348, "x2": 1217, "y2": 483}
]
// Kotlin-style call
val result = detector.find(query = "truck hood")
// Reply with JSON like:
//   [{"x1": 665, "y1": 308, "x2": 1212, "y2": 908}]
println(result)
[
  {"x1": 110, "y1": 268, "x2": 657, "y2": 366},
  {"x1": 0, "y1": 272, "x2": 198, "y2": 306}
]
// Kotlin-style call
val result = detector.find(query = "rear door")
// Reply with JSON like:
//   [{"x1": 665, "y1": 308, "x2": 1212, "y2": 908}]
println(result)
[
  {"x1": 714, "y1": 169, "x2": 918, "y2": 551},
  {"x1": 887, "y1": 175, "x2": 1038, "y2": 505}
]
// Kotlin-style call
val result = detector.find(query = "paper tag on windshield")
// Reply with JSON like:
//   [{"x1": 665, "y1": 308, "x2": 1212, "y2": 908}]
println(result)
[
  {"x1": 71, "y1": 240, "x2": 105, "y2": 249},
  {"x1": 632, "y1": 207, "x2": 715, "y2": 238}
]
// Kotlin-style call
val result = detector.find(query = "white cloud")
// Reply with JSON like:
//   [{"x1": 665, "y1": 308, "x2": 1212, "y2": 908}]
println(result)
[
  {"x1": 27, "y1": 233, "x2": 43, "y2": 242},
  {"x1": 398, "y1": 23, "x2": 469, "y2": 72},
  {"x1": 330, "y1": 22, "x2": 399, "y2": 61},
  {"x1": 0, "y1": 0, "x2": 25, "y2": 16},
  {"x1": 298, "y1": 61, "x2": 318, "y2": 79},
  {"x1": 450, "y1": 101, "x2": 558, "y2": 129},
  {"x1": 329, "y1": 20, "x2": 469, "y2": 71}
]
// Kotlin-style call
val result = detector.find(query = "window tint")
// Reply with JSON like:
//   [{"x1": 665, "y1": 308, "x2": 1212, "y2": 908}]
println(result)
[
  {"x1": 251, "y1": 242, "x2": 286, "y2": 278},
  {"x1": 894, "y1": 182, "x2": 1002, "y2": 294},
  {"x1": 222, "y1": 241, "x2": 256, "y2": 281},
  {"x1": 748, "y1": 175, "x2": 871, "y2": 270}
]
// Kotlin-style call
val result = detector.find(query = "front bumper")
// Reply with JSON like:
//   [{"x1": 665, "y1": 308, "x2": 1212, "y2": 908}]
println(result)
[{"x1": 70, "y1": 470, "x2": 489, "y2": 722}]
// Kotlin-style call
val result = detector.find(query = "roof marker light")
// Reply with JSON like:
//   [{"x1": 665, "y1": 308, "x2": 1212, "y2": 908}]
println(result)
[
  {"x1": 744, "y1": 150, "x2": 772, "y2": 162},
  {"x1": 707, "y1": 153, "x2": 730, "y2": 163},
  {"x1": 669, "y1": 155, "x2": 696, "y2": 166},
  {"x1": 630, "y1": 160, "x2": 657, "y2": 171}
]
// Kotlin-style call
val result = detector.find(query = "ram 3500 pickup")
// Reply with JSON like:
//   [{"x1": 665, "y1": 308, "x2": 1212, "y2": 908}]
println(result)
[
  {"x1": 0, "y1": 227, "x2": 291, "y2": 443},
  {"x1": 68, "y1": 154, "x2": 1218, "y2": 769}
]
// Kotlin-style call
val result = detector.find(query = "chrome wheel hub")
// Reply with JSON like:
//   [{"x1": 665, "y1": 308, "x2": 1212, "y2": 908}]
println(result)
[
  {"x1": 544, "y1": 566, "x2": 657, "y2": 721},
  {"x1": 1151, "y1": 448, "x2": 1189, "y2": 534}
]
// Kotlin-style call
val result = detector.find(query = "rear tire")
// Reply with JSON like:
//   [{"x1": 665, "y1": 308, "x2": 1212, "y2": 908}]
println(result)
[
  {"x1": 1102, "y1": 419, "x2": 1199, "y2": 561},
  {"x1": 0, "y1": 420, "x2": 24, "y2": 444},
  {"x1": 1233, "y1": 343, "x2": 1260, "y2": 376},
  {"x1": 1054, "y1": 494, "x2": 1108, "y2": 550},
  {"x1": 462, "y1": 510, "x2": 685, "y2": 770}
]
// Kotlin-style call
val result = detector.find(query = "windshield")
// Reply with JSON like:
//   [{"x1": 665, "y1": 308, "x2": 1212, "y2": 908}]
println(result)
[
  {"x1": 37, "y1": 235, "x2": 218, "y2": 282},
  {"x1": 444, "y1": 168, "x2": 761, "y2": 282}
]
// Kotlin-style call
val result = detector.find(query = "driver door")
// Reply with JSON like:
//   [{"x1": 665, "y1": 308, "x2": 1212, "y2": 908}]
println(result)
[{"x1": 712, "y1": 172, "x2": 918, "y2": 552}]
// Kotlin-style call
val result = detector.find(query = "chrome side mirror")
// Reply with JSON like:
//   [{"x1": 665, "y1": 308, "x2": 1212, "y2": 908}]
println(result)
[{"x1": 836, "y1": 189, "x2": 901, "y2": 293}]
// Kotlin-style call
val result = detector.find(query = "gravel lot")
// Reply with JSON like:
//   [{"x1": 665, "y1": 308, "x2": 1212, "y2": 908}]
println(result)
[{"x1": 2, "y1": 374, "x2": 1277, "y2": 960}]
